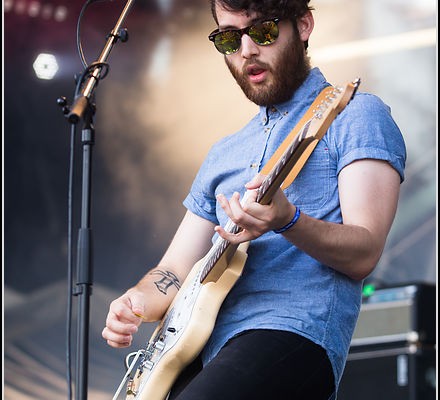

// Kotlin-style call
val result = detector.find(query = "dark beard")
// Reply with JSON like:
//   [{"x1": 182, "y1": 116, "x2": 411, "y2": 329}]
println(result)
[{"x1": 225, "y1": 37, "x2": 311, "y2": 106}]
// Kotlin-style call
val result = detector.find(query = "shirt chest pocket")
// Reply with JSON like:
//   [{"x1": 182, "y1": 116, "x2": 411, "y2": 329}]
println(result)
[{"x1": 282, "y1": 146, "x2": 333, "y2": 212}]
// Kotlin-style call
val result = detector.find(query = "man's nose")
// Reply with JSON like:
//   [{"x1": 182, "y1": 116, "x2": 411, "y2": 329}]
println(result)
[{"x1": 240, "y1": 34, "x2": 260, "y2": 58}]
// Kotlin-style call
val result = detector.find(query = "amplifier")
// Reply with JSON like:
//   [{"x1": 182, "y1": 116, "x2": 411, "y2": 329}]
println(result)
[
  {"x1": 339, "y1": 345, "x2": 436, "y2": 400},
  {"x1": 350, "y1": 283, "x2": 436, "y2": 350}
]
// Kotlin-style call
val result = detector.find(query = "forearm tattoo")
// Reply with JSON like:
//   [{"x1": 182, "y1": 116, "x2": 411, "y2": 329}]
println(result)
[{"x1": 149, "y1": 270, "x2": 181, "y2": 295}]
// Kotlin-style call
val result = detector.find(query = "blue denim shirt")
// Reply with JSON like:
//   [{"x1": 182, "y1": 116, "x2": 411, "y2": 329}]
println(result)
[{"x1": 183, "y1": 68, "x2": 406, "y2": 392}]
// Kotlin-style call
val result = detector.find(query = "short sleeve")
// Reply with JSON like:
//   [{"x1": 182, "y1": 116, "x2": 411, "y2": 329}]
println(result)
[
  {"x1": 329, "y1": 93, "x2": 406, "y2": 182},
  {"x1": 183, "y1": 146, "x2": 220, "y2": 225}
]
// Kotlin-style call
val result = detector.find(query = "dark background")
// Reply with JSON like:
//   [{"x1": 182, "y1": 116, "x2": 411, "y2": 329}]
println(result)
[{"x1": 4, "y1": 0, "x2": 436, "y2": 398}]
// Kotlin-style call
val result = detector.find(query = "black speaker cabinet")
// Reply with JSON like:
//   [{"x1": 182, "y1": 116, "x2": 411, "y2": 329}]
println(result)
[{"x1": 338, "y1": 345, "x2": 436, "y2": 400}]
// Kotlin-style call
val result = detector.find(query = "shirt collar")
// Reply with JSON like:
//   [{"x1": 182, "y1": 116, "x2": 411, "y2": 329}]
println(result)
[{"x1": 258, "y1": 67, "x2": 330, "y2": 125}]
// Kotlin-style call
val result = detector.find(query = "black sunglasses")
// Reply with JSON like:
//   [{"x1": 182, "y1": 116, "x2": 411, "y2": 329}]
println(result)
[{"x1": 208, "y1": 18, "x2": 280, "y2": 55}]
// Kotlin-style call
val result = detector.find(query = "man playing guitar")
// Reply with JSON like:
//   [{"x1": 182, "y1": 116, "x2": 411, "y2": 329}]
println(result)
[{"x1": 102, "y1": 1, "x2": 406, "y2": 398}]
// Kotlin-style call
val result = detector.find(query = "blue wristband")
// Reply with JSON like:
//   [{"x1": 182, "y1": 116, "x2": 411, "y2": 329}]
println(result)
[{"x1": 273, "y1": 207, "x2": 301, "y2": 234}]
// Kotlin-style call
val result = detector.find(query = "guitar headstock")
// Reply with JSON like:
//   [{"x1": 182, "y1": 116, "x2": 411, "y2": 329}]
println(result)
[
  {"x1": 309, "y1": 78, "x2": 361, "y2": 141},
  {"x1": 313, "y1": 78, "x2": 361, "y2": 120}
]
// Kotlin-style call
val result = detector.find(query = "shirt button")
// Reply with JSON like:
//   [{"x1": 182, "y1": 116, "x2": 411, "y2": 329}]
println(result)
[
  {"x1": 264, "y1": 127, "x2": 271, "y2": 134},
  {"x1": 250, "y1": 163, "x2": 258, "y2": 169}
]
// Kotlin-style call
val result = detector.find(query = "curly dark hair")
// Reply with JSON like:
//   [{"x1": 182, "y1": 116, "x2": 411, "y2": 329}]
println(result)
[{"x1": 210, "y1": 0, "x2": 314, "y2": 24}]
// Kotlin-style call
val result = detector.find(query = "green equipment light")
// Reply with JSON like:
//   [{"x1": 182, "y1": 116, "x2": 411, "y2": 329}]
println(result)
[{"x1": 362, "y1": 283, "x2": 376, "y2": 297}]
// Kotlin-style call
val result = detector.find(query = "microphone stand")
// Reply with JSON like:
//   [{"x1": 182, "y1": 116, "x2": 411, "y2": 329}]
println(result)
[{"x1": 59, "y1": 1, "x2": 136, "y2": 399}]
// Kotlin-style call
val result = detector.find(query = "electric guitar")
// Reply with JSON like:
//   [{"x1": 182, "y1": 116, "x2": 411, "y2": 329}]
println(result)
[{"x1": 112, "y1": 78, "x2": 360, "y2": 400}]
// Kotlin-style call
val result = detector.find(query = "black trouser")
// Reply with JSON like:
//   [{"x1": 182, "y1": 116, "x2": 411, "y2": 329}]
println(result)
[{"x1": 168, "y1": 329, "x2": 335, "y2": 400}]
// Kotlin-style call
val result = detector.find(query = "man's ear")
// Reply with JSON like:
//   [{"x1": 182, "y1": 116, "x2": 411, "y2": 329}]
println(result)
[{"x1": 297, "y1": 11, "x2": 314, "y2": 42}]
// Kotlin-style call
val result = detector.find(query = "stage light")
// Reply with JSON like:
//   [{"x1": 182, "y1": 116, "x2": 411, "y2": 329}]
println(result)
[
  {"x1": 33, "y1": 53, "x2": 59, "y2": 80},
  {"x1": 28, "y1": 1, "x2": 41, "y2": 17},
  {"x1": 4, "y1": 0, "x2": 13, "y2": 12},
  {"x1": 5, "y1": 0, "x2": 68, "y2": 21},
  {"x1": 54, "y1": 5, "x2": 68, "y2": 22},
  {"x1": 15, "y1": 0, "x2": 26, "y2": 14}
]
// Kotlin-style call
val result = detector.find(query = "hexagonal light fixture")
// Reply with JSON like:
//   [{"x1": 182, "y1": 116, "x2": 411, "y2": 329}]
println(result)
[{"x1": 33, "y1": 53, "x2": 59, "y2": 80}]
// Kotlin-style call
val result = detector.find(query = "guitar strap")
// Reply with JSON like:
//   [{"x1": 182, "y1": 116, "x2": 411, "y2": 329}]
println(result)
[{"x1": 260, "y1": 85, "x2": 337, "y2": 190}]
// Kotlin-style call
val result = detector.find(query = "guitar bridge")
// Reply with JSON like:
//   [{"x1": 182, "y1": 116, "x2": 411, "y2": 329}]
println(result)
[
  {"x1": 126, "y1": 368, "x2": 144, "y2": 398},
  {"x1": 126, "y1": 377, "x2": 137, "y2": 396},
  {"x1": 112, "y1": 350, "x2": 145, "y2": 400}
]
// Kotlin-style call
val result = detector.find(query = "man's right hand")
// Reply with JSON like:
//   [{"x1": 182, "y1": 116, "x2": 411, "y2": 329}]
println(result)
[{"x1": 102, "y1": 288, "x2": 147, "y2": 348}]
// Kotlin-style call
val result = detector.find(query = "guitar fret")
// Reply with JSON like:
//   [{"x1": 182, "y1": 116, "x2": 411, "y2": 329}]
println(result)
[
  {"x1": 200, "y1": 245, "x2": 223, "y2": 282},
  {"x1": 257, "y1": 119, "x2": 312, "y2": 203},
  {"x1": 200, "y1": 225, "x2": 240, "y2": 282}
]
